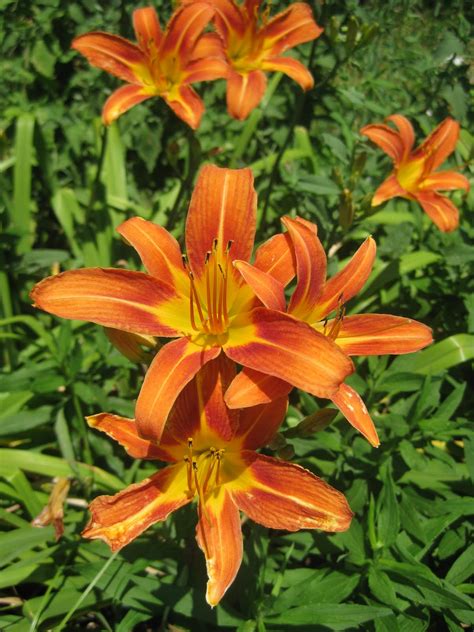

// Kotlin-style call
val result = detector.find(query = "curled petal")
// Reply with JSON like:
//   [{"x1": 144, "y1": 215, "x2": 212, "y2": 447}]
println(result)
[
  {"x1": 30, "y1": 268, "x2": 188, "y2": 336},
  {"x1": 225, "y1": 367, "x2": 292, "y2": 408},
  {"x1": 413, "y1": 191, "x2": 460, "y2": 233},
  {"x1": 164, "y1": 85, "x2": 204, "y2": 129},
  {"x1": 331, "y1": 384, "x2": 379, "y2": 447},
  {"x1": 226, "y1": 70, "x2": 267, "y2": 120},
  {"x1": 167, "y1": 355, "x2": 239, "y2": 445},
  {"x1": 185, "y1": 165, "x2": 256, "y2": 278},
  {"x1": 133, "y1": 7, "x2": 162, "y2": 53},
  {"x1": 224, "y1": 308, "x2": 353, "y2": 399},
  {"x1": 161, "y1": 2, "x2": 214, "y2": 63},
  {"x1": 261, "y1": 56, "x2": 314, "y2": 90},
  {"x1": 336, "y1": 314, "x2": 433, "y2": 356},
  {"x1": 72, "y1": 32, "x2": 148, "y2": 84},
  {"x1": 104, "y1": 327, "x2": 156, "y2": 363},
  {"x1": 117, "y1": 217, "x2": 187, "y2": 291},
  {"x1": 234, "y1": 260, "x2": 286, "y2": 311},
  {"x1": 135, "y1": 338, "x2": 221, "y2": 443},
  {"x1": 421, "y1": 170, "x2": 470, "y2": 192},
  {"x1": 372, "y1": 173, "x2": 406, "y2": 206},
  {"x1": 102, "y1": 84, "x2": 154, "y2": 125},
  {"x1": 232, "y1": 452, "x2": 352, "y2": 532},
  {"x1": 262, "y1": 3, "x2": 323, "y2": 56},
  {"x1": 86, "y1": 413, "x2": 174, "y2": 461},
  {"x1": 254, "y1": 232, "x2": 296, "y2": 286},
  {"x1": 83, "y1": 465, "x2": 190, "y2": 551},
  {"x1": 419, "y1": 117, "x2": 460, "y2": 172},
  {"x1": 310, "y1": 237, "x2": 376, "y2": 322},
  {"x1": 184, "y1": 58, "x2": 229, "y2": 84},
  {"x1": 386, "y1": 114, "x2": 415, "y2": 158},
  {"x1": 282, "y1": 216, "x2": 326, "y2": 320},
  {"x1": 196, "y1": 489, "x2": 242, "y2": 607},
  {"x1": 360, "y1": 123, "x2": 405, "y2": 165},
  {"x1": 237, "y1": 396, "x2": 288, "y2": 449}
]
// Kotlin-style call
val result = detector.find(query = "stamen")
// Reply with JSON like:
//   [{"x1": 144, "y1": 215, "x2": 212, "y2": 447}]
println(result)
[
  {"x1": 193, "y1": 461, "x2": 210, "y2": 521},
  {"x1": 205, "y1": 252, "x2": 215, "y2": 330},
  {"x1": 184, "y1": 456, "x2": 194, "y2": 494},
  {"x1": 181, "y1": 254, "x2": 188, "y2": 269},
  {"x1": 213, "y1": 238, "x2": 218, "y2": 251},
  {"x1": 222, "y1": 250, "x2": 230, "y2": 326},
  {"x1": 189, "y1": 272, "x2": 208, "y2": 332},
  {"x1": 215, "y1": 452, "x2": 222, "y2": 487},
  {"x1": 212, "y1": 250, "x2": 218, "y2": 329}
]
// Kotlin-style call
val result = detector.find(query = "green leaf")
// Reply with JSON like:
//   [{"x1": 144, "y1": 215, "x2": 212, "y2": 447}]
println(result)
[
  {"x1": 266, "y1": 604, "x2": 392, "y2": 628},
  {"x1": 12, "y1": 113, "x2": 35, "y2": 254},
  {"x1": 0, "y1": 449, "x2": 122, "y2": 491},
  {"x1": 446, "y1": 544, "x2": 474, "y2": 585},
  {"x1": 390, "y1": 335, "x2": 474, "y2": 374},
  {"x1": 0, "y1": 406, "x2": 52, "y2": 436},
  {"x1": 0, "y1": 526, "x2": 54, "y2": 567}
]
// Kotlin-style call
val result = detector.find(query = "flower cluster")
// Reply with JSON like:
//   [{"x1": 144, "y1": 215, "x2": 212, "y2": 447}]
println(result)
[
  {"x1": 72, "y1": 0, "x2": 322, "y2": 128},
  {"x1": 31, "y1": 0, "x2": 470, "y2": 609}
]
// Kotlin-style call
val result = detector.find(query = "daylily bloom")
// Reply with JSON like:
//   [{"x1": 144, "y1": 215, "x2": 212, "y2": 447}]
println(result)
[
  {"x1": 72, "y1": 3, "x2": 228, "y2": 129},
  {"x1": 31, "y1": 165, "x2": 353, "y2": 445},
  {"x1": 82, "y1": 356, "x2": 353, "y2": 606},
  {"x1": 201, "y1": 0, "x2": 323, "y2": 119},
  {"x1": 225, "y1": 216, "x2": 433, "y2": 446},
  {"x1": 361, "y1": 115, "x2": 470, "y2": 232}
]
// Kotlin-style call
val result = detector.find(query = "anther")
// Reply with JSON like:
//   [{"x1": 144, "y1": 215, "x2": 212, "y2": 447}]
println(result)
[
  {"x1": 181, "y1": 254, "x2": 188, "y2": 269},
  {"x1": 205, "y1": 251, "x2": 211, "y2": 264},
  {"x1": 213, "y1": 238, "x2": 218, "y2": 251},
  {"x1": 226, "y1": 240, "x2": 233, "y2": 252}
]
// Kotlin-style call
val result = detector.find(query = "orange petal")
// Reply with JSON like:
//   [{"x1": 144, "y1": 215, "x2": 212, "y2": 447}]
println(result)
[
  {"x1": 234, "y1": 260, "x2": 286, "y2": 311},
  {"x1": 419, "y1": 117, "x2": 460, "y2": 172},
  {"x1": 413, "y1": 190, "x2": 460, "y2": 233},
  {"x1": 360, "y1": 123, "x2": 405, "y2": 165},
  {"x1": 191, "y1": 32, "x2": 226, "y2": 60},
  {"x1": 30, "y1": 268, "x2": 187, "y2": 336},
  {"x1": 421, "y1": 170, "x2": 470, "y2": 192},
  {"x1": 104, "y1": 327, "x2": 156, "y2": 363},
  {"x1": 135, "y1": 338, "x2": 221, "y2": 443},
  {"x1": 184, "y1": 57, "x2": 229, "y2": 84},
  {"x1": 161, "y1": 2, "x2": 214, "y2": 63},
  {"x1": 196, "y1": 488, "x2": 242, "y2": 607},
  {"x1": 237, "y1": 396, "x2": 288, "y2": 449},
  {"x1": 226, "y1": 70, "x2": 267, "y2": 120},
  {"x1": 185, "y1": 164, "x2": 256, "y2": 278},
  {"x1": 164, "y1": 85, "x2": 204, "y2": 129},
  {"x1": 86, "y1": 413, "x2": 173, "y2": 461},
  {"x1": 224, "y1": 308, "x2": 353, "y2": 399},
  {"x1": 282, "y1": 216, "x2": 326, "y2": 320},
  {"x1": 210, "y1": 0, "x2": 246, "y2": 42},
  {"x1": 117, "y1": 217, "x2": 187, "y2": 291},
  {"x1": 133, "y1": 7, "x2": 162, "y2": 53},
  {"x1": 336, "y1": 314, "x2": 433, "y2": 355},
  {"x1": 166, "y1": 355, "x2": 239, "y2": 445},
  {"x1": 72, "y1": 32, "x2": 148, "y2": 84},
  {"x1": 231, "y1": 452, "x2": 352, "y2": 532},
  {"x1": 261, "y1": 56, "x2": 314, "y2": 90},
  {"x1": 102, "y1": 84, "x2": 154, "y2": 125},
  {"x1": 386, "y1": 114, "x2": 415, "y2": 158},
  {"x1": 262, "y1": 3, "x2": 323, "y2": 56},
  {"x1": 225, "y1": 367, "x2": 292, "y2": 408},
  {"x1": 253, "y1": 232, "x2": 296, "y2": 286},
  {"x1": 372, "y1": 173, "x2": 406, "y2": 206},
  {"x1": 83, "y1": 465, "x2": 190, "y2": 551},
  {"x1": 331, "y1": 384, "x2": 379, "y2": 447},
  {"x1": 310, "y1": 237, "x2": 376, "y2": 322}
]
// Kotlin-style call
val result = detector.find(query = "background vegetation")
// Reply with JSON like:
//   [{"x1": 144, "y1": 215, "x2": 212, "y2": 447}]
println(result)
[{"x1": 1, "y1": 0, "x2": 473, "y2": 629}]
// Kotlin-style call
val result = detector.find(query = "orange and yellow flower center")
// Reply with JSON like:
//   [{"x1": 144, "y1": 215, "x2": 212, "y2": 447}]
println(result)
[
  {"x1": 396, "y1": 156, "x2": 426, "y2": 193},
  {"x1": 183, "y1": 239, "x2": 233, "y2": 336}
]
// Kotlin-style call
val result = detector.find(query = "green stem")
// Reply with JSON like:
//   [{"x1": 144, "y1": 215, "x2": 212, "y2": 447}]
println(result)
[
  {"x1": 55, "y1": 551, "x2": 119, "y2": 631},
  {"x1": 166, "y1": 127, "x2": 201, "y2": 231},
  {"x1": 260, "y1": 40, "x2": 318, "y2": 231}
]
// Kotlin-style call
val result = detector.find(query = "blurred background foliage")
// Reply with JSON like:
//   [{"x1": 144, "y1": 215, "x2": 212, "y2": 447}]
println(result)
[{"x1": 0, "y1": 0, "x2": 473, "y2": 630}]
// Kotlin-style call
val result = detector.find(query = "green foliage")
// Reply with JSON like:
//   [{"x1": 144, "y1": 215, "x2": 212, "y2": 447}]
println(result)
[{"x1": 0, "y1": 0, "x2": 473, "y2": 630}]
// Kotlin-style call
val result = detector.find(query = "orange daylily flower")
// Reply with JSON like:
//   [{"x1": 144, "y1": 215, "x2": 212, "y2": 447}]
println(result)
[
  {"x1": 225, "y1": 216, "x2": 433, "y2": 447},
  {"x1": 82, "y1": 356, "x2": 352, "y2": 606},
  {"x1": 72, "y1": 4, "x2": 228, "y2": 129},
  {"x1": 361, "y1": 115, "x2": 470, "y2": 232},
  {"x1": 31, "y1": 165, "x2": 353, "y2": 445},
  {"x1": 201, "y1": 0, "x2": 323, "y2": 119}
]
